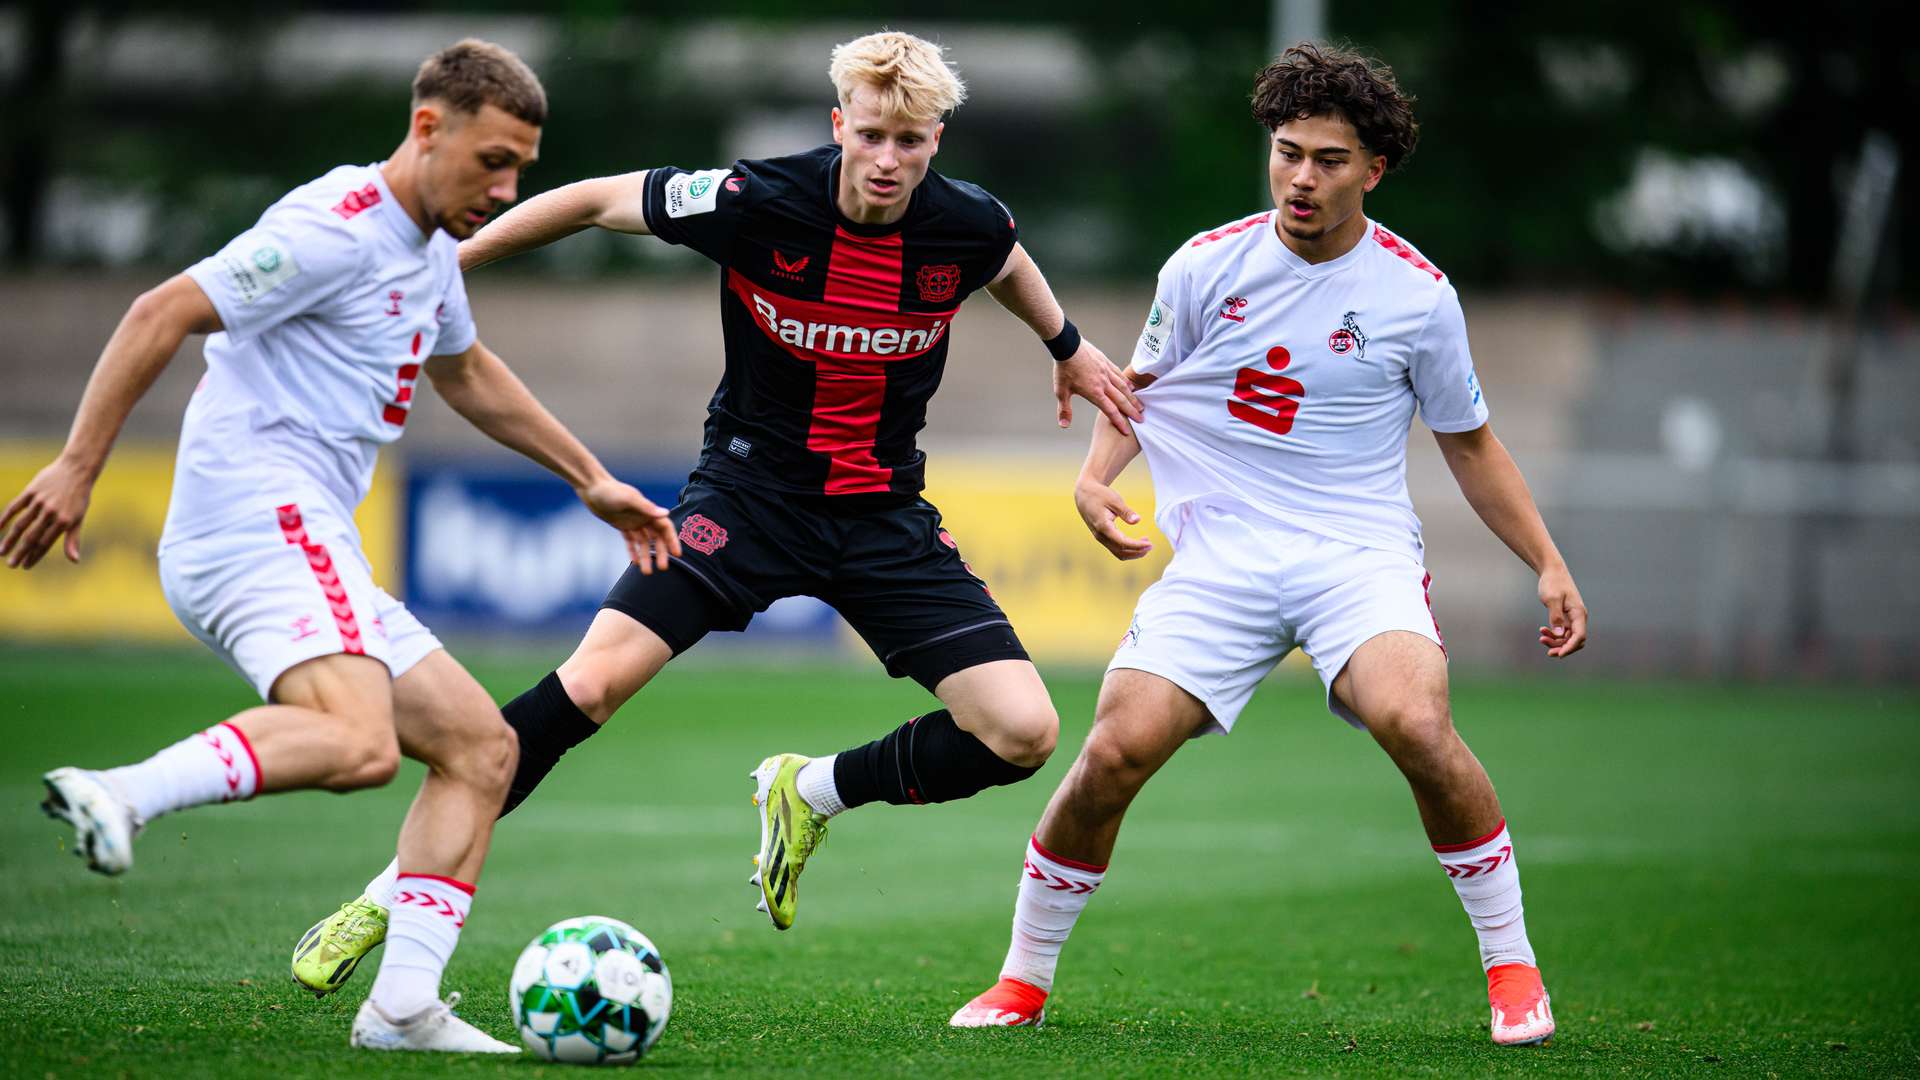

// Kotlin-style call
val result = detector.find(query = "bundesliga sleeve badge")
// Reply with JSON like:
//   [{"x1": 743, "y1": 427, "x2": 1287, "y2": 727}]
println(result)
[{"x1": 1139, "y1": 298, "x2": 1173, "y2": 358}]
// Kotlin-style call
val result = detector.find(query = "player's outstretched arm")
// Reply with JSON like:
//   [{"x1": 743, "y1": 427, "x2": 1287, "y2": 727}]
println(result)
[
  {"x1": 423, "y1": 340, "x2": 681, "y2": 572},
  {"x1": 985, "y1": 243, "x2": 1142, "y2": 434},
  {"x1": 0, "y1": 274, "x2": 220, "y2": 569},
  {"x1": 1433, "y1": 422, "x2": 1588, "y2": 658},
  {"x1": 1073, "y1": 390, "x2": 1154, "y2": 561},
  {"x1": 459, "y1": 170, "x2": 653, "y2": 272}
]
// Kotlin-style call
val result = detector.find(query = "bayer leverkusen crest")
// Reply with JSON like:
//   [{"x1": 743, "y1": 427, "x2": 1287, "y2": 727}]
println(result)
[{"x1": 916, "y1": 264, "x2": 960, "y2": 303}]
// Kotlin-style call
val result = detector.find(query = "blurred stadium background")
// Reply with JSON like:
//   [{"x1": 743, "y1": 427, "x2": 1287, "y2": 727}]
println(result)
[{"x1": 2, "y1": 1, "x2": 1914, "y2": 680}]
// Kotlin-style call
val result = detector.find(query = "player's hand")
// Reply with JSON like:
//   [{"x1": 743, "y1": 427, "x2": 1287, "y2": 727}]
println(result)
[
  {"x1": 1074, "y1": 479, "x2": 1153, "y2": 561},
  {"x1": 578, "y1": 478, "x2": 681, "y2": 574},
  {"x1": 1536, "y1": 563, "x2": 1588, "y2": 658},
  {"x1": 1053, "y1": 339, "x2": 1143, "y2": 435},
  {"x1": 0, "y1": 456, "x2": 94, "y2": 570}
]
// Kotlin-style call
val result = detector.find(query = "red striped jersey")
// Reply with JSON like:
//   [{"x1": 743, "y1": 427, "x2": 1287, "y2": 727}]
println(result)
[{"x1": 642, "y1": 146, "x2": 1018, "y2": 501}]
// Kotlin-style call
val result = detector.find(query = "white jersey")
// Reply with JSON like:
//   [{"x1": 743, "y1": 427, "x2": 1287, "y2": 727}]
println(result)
[
  {"x1": 1129, "y1": 212, "x2": 1488, "y2": 561},
  {"x1": 166, "y1": 163, "x2": 477, "y2": 547}
]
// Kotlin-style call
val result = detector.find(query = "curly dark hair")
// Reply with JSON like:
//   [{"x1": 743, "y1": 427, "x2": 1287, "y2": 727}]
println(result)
[{"x1": 1251, "y1": 43, "x2": 1418, "y2": 171}]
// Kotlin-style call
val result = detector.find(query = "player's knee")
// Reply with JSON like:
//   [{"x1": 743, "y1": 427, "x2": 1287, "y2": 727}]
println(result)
[
  {"x1": 990, "y1": 701, "x2": 1057, "y2": 769},
  {"x1": 477, "y1": 719, "x2": 518, "y2": 793},
  {"x1": 1368, "y1": 698, "x2": 1454, "y2": 756},
  {"x1": 556, "y1": 652, "x2": 641, "y2": 725},
  {"x1": 1079, "y1": 725, "x2": 1154, "y2": 792},
  {"x1": 333, "y1": 726, "x2": 401, "y2": 791}
]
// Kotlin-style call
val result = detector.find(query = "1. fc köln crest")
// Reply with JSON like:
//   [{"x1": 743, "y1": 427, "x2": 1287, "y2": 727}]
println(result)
[{"x1": 916, "y1": 263, "x2": 961, "y2": 303}]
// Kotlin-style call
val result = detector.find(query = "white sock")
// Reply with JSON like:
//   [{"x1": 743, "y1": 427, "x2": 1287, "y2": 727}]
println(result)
[
  {"x1": 796, "y1": 754, "x2": 847, "y2": 817},
  {"x1": 999, "y1": 835, "x2": 1105, "y2": 992},
  {"x1": 364, "y1": 858, "x2": 401, "y2": 907},
  {"x1": 1434, "y1": 820, "x2": 1537, "y2": 970},
  {"x1": 368, "y1": 873, "x2": 472, "y2": 1020},
  {"x1": 102, "y1": 722, "x2": 260, "y2": 823}
]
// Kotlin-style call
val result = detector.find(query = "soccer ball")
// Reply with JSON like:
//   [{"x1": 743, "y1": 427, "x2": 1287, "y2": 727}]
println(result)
[{"x1": 509, "y1": 915, "x2": 672, "y2": 1064}]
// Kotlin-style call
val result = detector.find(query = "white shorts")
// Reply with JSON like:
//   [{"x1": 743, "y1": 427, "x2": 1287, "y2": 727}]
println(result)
[
  {"x1": 1108, "y1": 502, "x2": 1444, "y2": 734},
  {"x1": 159, "y1": 503, "x2": 441, "y2": 700}
]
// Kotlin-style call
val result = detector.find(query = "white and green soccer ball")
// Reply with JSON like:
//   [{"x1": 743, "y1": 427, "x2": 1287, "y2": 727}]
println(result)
[{"x1": 509, "y1": 915, "x2": 672, "y2": 1064}]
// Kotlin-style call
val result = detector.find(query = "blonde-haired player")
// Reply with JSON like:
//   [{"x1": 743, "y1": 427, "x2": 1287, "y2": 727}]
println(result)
[
  {"x1": 952, "y1": 43, "x2": 1586, "y2": 1047},
  {"x1": 6, "y1": 39, "x2": 681, "y2": 1052},
  {"x1": 293, "y1": 29, "x2": 1141, "y2": 991}
]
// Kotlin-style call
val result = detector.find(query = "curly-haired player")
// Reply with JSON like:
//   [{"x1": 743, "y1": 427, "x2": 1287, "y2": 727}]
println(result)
[{"x1": 950, "y1": 43, "x2": 1585, "y2": 1046}]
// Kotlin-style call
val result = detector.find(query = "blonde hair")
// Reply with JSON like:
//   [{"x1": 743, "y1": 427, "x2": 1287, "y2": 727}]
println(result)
[{"x1": 828, "y1": 31, "x2": 967, "y2": 121}]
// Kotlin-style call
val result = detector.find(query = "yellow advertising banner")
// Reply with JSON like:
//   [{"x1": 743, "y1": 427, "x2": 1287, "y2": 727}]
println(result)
[
  {"x1": 0, "y1": 442, "x2": 399, "y2": 643},
  {"x1": 919, "y1": 454, "x2": 1172, "y2": 665}
]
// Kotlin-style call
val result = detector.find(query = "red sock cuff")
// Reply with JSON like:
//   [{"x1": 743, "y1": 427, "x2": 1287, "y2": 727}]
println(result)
[
  {"x1": 1431, "y1": 819, "x2": 1508, "y2": 854},
  {"x1": 216, "y1": 722, "x2": 262, "y2": 795},
  {"x1": 395, "y1": 872, "x2": 476, "y2": 896},
  {"x1": 1029, "y1": 834, "x2": 1107, "y2": 874}
]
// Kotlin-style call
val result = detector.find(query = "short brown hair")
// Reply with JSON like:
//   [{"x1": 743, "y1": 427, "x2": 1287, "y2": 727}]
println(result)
[
  {"x1": 412, "y1": 39, "x2": 547, "y2": 127},
  {"x1": 1251, "y1": 43, "x2": 1418, "y2": 171}
]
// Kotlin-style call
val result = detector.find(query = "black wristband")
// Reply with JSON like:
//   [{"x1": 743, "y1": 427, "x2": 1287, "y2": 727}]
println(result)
[{"x1": 1044, "y1": 318, "x2": 1081, "y2": 362}]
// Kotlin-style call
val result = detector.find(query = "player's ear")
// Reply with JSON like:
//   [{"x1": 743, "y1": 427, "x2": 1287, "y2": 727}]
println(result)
[
  {"x1": 411, "y1": 102, "x2": 444, "y2": 146},
  {"x1": 929, "y1": 120, "x2": 944, "y2": 156},
  {"x1": 831, "y1": 106, "x2": 845, "y2": 145},
  {"x1": 1363, "y1": 151, "x2": 1385, "y2": 192}
]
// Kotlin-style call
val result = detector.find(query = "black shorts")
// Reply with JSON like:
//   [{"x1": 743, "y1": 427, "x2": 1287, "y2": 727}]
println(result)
[{"x1": 601, "y1": 476, "x2": 1028, "y2": 692}]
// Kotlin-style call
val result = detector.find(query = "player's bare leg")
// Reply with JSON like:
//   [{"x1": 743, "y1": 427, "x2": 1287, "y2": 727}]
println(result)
[
  {"x1": 954, "y1": 668, "x2": 1206, "y2": 1027},
  {"x1": 1333, "y1": 630, "x2": 1553, "y2": 1046},
  {"x1": 43, "y1": 652, "x2": 398, "y2": 876},
  {"x1": 938, "y1": 659, "x2": 1059, "y2": 769},
  {"x1": 346, "y1": 610, "x2": 675, "y2": 919},
  {"x1": 341, "y1": 649, "x2": 518, "y2": 1051},
  {"x1": 556, "y1": 609, "x2": 677, "y2": 725},
  {"x1": 295, "y1": 652, "x2": 515, "y2": 999}
]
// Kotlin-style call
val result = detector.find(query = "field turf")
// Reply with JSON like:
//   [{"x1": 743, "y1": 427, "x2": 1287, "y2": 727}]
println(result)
[{"x1": 1, "y1": 646, "x2": 1916, "y2": 1078}]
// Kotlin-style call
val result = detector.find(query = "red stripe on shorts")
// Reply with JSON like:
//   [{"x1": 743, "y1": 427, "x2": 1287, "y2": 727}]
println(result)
[
  {"x1": 276, "y1": 503, "x2": 365, "y2": 655},
  {"x1": 1421, "y1": 571, "x2": 1447, "y2": 656}
]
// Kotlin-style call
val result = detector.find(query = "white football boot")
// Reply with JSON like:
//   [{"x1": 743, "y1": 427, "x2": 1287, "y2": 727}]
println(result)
[
  {"x1": 41, "y1": 767, "x2": 142, "y2": 875},
  {"x1": 350, "y1": 992, "x2": 520, "y2": 1054}
]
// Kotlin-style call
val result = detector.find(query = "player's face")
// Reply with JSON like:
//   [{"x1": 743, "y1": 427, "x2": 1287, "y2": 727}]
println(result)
[
  {"x1": 1268, "y1": 112, "x2": 1384, "y2": 258},
  {"x1": 831, "y1": 87, "x2": 942, "y2": 225},
  {"x1": 417, "y1": 103, "x2": 541, "y2": 239}
]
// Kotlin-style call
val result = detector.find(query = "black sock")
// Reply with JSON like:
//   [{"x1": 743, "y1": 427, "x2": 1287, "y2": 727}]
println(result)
[
  {"x1": 498, "y1": 671, "x2": 600, "y2": 818},
  {"x1": 832, "y1": 709, "x2": 1040, "y2": 809}
]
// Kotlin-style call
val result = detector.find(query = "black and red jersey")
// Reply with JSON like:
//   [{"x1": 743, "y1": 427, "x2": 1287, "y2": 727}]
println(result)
[{"x1": 641, "y1": 145, "x2": 1018, "y2": 502}]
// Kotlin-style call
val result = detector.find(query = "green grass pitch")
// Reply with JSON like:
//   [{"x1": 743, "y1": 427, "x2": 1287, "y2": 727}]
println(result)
[{"x1": 1, "y1": 646, "x2": 1916, "y2": 1077}]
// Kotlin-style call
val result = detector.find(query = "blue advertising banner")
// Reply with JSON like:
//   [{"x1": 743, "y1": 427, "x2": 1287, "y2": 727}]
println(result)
[{"x1": 403, "y1": 458, "x2": 843, "y2": 645}]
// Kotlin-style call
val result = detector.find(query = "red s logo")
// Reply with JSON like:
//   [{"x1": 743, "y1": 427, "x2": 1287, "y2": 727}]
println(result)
[{"x1": 1227, "y1": 346, "x2": 1305, "y2": 436}]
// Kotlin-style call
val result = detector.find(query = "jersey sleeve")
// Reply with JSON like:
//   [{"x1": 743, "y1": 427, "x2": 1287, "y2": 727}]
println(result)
[
  {"x1": 641, "y1": 164, "x2": 752, "y2": 264},
  {"x1": 1409, "y1": 283, "x2": 1490, "y2": 432},
  {"x1": 431, "y1": 268, "x2": 478, "y2": 356},
  {"x1": 1131, "y1": 245, "x2": 1199, "y2": 378},
  {"x1": 185, "y1": 203, "x2": 365, "y2": 341}
]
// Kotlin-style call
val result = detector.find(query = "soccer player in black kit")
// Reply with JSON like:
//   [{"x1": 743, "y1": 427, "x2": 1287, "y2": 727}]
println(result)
[{"x1": 291, "y1": 30, "x2": 1143, "y2": 994}]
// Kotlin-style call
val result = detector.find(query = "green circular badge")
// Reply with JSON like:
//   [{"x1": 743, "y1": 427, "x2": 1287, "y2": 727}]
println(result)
[{"x1": 252, "y1": 247, "x2": 281, "y2": 273}]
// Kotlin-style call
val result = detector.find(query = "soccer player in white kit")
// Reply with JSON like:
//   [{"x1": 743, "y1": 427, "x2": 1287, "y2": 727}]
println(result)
[
  {"x1": 951, "y1": 44, "x2": 1589, "y2": 1046},
  {"x1": 2, "y1": 40, "x2": 679, "y2": 1053}
]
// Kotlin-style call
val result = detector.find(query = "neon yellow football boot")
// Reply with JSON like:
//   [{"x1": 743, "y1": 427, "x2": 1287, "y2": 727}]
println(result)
[
  {"x1": 748, "y1": 753, "x2": 829, "y2": 931},
  {"x1": 292, "y1": 895, "x2": 388, "y2": 997}
]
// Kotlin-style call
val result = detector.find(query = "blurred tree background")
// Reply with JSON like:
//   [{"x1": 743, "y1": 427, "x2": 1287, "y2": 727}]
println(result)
[{"x1": 1, "y1": 0, "x2": 1911, "y2": 301}]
